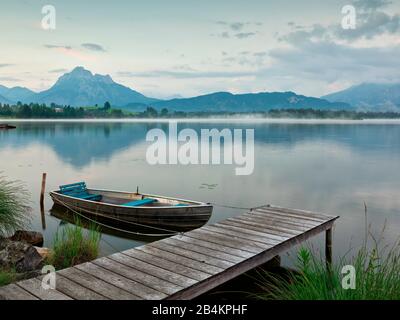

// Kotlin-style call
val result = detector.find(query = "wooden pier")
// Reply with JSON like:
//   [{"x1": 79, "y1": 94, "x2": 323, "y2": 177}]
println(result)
[{"x1": 0, "y1": 205, "x2": 338, "y2": 300}]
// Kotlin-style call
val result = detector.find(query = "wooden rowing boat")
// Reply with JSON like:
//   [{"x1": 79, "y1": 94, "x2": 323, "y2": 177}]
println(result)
[
  {"x1": 0, "y1": 124, "x2": 16, "y2": 130},
  {"x1": 50, "y1": 182, "x2": 213, "y2": 231}
]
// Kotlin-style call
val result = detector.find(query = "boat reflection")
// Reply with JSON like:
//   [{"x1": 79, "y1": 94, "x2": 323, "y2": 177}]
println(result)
[{"x1": 49, "y1": 204, "x2": 170, "y2": 243}]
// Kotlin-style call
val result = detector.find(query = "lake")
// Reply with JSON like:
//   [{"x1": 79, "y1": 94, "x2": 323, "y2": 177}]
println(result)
[{"x1": 1, "y1": 119, "x2": 399, "y2": 266}]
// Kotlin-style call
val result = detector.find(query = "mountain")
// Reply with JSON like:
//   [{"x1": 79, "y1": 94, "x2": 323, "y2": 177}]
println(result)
[
  {"x1": 31, "y1": 67, "x2": 157, "y2": 107},
  {"x1": 0, "y1": 93, "x2": 12, "y2": 104},
  {"x1": 0, "y1": 86, "x2": 36, "y2": 103},
  {"x1": 322, "y1": 83, "x2": 400, "y2": 110},
  {"x1": 148, "y1": 91, "x2": 352, "y2": 112}
]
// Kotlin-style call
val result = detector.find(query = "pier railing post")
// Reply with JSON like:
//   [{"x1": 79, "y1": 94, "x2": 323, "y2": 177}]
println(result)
[{"x1": 325, "y1": 228, "x2": 333, "y2": 271}]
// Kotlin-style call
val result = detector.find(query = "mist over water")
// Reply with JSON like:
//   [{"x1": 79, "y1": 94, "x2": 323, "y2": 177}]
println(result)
[{"x1": 1, "y1": 120, "x2": 399, "y2": 265}]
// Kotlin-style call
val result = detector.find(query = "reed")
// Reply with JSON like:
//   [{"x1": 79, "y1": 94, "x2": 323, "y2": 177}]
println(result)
[
  {"x1": 48, "y1": 219, "x2": 101, "y2": 270},
  {"x1": 0, "y1": 175, "x2": 31, "y2": 237},
  {"x1": 257, "y1": 231, "x2": 400, "y2": 300}
]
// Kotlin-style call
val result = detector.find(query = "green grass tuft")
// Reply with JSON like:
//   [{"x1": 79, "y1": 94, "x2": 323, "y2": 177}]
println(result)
[
  {"x1": 0, "y1": 268, "x2": 17, "y2": 287},
  {"x1": 48, "y1": 219, "x2": 101, "y2": 270},
  {"x1": 0, "y1": 175, "x2": 31, "y2": 238},
  {"x1": 257, "y1": 240, "x2": 400, "y2": 300}
]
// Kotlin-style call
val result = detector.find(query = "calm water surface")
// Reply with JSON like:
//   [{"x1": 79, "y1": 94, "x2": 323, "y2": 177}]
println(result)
[{"x1": 1, "y1": 120, "x2": 399, "y2": 265}]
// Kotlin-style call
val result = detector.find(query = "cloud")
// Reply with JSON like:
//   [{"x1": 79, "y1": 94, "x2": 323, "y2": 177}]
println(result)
[
  {"x1": 0, "y1": 76, "x2": 20, "y2": 82},
  {"x1": 235, "y1": 32, "x2": 256, "y2": 39},
  {"x1": 117, "y1": 69, "x2": 254, "y2": 79},
  {"x1": 44, "y1": 44, "x2": 72, "y2": 50},
  {"x1": 81, "y1": 43, "x2": 106, "y2": 52},
  {"x1": 278, "y1": 0, "x2": 400, "y2": 44},
  {"x1": 49, "y1": 68, "x2": 68, "y2": 73}
]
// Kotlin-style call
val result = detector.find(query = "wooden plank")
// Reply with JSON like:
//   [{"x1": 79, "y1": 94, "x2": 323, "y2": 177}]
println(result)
[
  {"x1": 0, "y1": 284, "x2": 39, "y2": 300},
  {"x1": 214, "y1": 222, "x2": 289, "y2": 243},
  {"x1": 250, "y1": 210, "x2": 320, "y2": 228},
  {"x1": 17, "y1": 278, "x2": 72, "y2": 300},
  {"x1": 108, "y1": 252, "x2": 197, "y2": 288},
  {"x1": 54, "y1": 275, "x2": 108, "y2": 300},
  {"x1": 168, "y1": 219, "x2": 336, "y2": 299},
  {"x1": 135, "y1": 244, "x2": 223, "y2": 275},
  {"x1": 255, "y1": 207, "x2": 328, "y2": 223},
  {"x1": 91, "y1": 257, "x2": 181, "y2": 296},
  {"x1": 149, "y1": 241, "x2": 235, "y2": 269},
  {"x1": 249, "y1": 211, "x2": 319, "y2": 228},
  {"x1": 59, "y1": 267, "x2": 140, "y2": 300},
  {"x1": 264, "y1": 205, "x2": 334, "y2": 221},
  {"x1": 221, "y1": 218, "x2": 295, "y2": 239},
  {"x1": 172, "y1": 234, "x2": 253, "y2": 259},
  {"x1": 123, "y1": 249, "x2": 210, "y2": 282},
  {"x1": 162, "y1": 237, "x2": 245, "y2": 264},
  {"x1": 230, "y1": 215, "x2": 301, "y2": 236},
  {"x1": 201, "y1": 225, "x2": 277, "y2": 247},
  {"x1": 238, "y1": 212, "x2": 311, "y2": 232},
  {"x1": 187, "y1": 228, "x2": 265, "y2": 254}
]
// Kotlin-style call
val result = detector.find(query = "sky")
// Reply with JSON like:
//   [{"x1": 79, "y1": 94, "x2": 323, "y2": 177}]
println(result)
[{"x1": 0, "y1": 0, "x2": 400, "y2": 98}]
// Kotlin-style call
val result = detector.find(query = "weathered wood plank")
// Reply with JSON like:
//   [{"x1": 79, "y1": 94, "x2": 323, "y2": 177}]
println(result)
[
  {"x1": 0, "y1": 284, "x2": 39, "y2": 300},
  {"x1": 187, "y1": 228, "x2": 265, "y2": 254},
  {"x1": 172, "y1": 234, "x2": 253, "y2": 259},
  {"x1": 108, "y1": 252, "x2": 197, "y2": 288},
  {"x1": 220, "y1": 219, "x2": 294, "y2": 240},
  {"x1": 214, "y1": 222, "x2": 289, "y2": 243},
  {"x1": 136, "y1": 244, "x2": 223, "y2": 275},
  {"x1": 255, "y1": 207, "x2": 328, "y2": 223},
  {"x1": 264, "y1": 205, "x2": 333, "y2": 221},
  {"x1": 239, "y1": 212, "x2": 311, "y2": 232},
  {"x1": 59, "y1": 267, "x2": 140, "y2": 300},
  {"x1": 149, "y1": 241, "x2": 235, "y2": 269},
  {"x1": 250, "y1": 210, "x2": 320, "y2": 228},
  {"x1": 17, "y1": 278, "x2": 72, "y2": 300},
  {"x1": 201, "y1": 225, "x2": 277, "y2": 247},
  {"x1": 162, "y1": 237, "x2": 245, "y2": 264},
  {"x1": 123, "y1": 249, "x2": 210, "y2": 282},
  {"x1": 91, "y1": 257, "x2": 181, "y2": 296},
  {"x1": 54, "y1": 275, "x2": 108, "y2": 300},
  {"x1": 230, "y1": 215, "x2": 301, "y2": 236}
]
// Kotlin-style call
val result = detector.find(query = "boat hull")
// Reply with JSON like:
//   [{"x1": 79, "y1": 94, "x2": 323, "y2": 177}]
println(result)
[{"x1": 50, "y1": 190, "x2": 213, "y2": 231}]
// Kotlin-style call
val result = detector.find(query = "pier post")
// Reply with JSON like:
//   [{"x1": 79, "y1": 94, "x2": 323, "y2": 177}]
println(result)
[
  {"x1": 325, "y1": 228, "x2": 333, "y2": 270},
  {"x1": 40, "y1": 173, "x2": 47, "y2": 206}
]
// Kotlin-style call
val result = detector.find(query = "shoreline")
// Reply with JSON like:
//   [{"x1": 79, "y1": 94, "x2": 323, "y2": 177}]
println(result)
[{"x1": 2, "y1": 118, "x2": 400, "y2": 124}]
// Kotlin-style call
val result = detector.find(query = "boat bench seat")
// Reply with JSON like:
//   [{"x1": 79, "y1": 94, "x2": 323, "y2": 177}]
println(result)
[
  {"x1": 122, "y1": 198, "x2": 157, "y2": 207},
  {"x1": 59, "y1": 182, "x2": 101, "y2": 201}
]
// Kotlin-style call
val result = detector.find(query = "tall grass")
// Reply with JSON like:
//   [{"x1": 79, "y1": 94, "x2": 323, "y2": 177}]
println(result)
[
  {"x1": 0, "y1": 268, "x2": 17, "y2": 287},
  {"x1": 0, "y1": 175, "x2": 31, "y2": 238},
  {"x1": 257, "y1": 237, "x2": 400, "y2": 300},
  {"x1": 48, "y1": 219, "x2": 101, "y2": 270}
]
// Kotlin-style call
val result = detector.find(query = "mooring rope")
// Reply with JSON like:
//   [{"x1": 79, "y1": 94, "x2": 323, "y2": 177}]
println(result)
[
  {"x1": 54, "y1": 198, "x2": 180, "y2": 237},
  {"x1": 210, "y1": 202, "x2": 267, "y2": 211}
]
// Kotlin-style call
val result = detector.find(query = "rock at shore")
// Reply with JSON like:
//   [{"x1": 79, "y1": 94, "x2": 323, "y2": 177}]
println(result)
[
  {"x1": 0, "y1": 239, "x2": 44, "y2": 272},
  {"x1": 9, "y1": 230, "x2": 44, "y2": 247}
]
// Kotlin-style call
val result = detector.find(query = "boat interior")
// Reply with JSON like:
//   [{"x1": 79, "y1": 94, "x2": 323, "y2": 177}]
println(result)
[{"x1": 57, "y1": 182, "x2": 201, "y2": 208}]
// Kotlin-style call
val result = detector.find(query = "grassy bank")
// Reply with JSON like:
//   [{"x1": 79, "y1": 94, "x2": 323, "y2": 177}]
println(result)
[
  {"x1": 0, "y1": 175, "x2": 31, "y2": 238},
  {"x1": 48, "y1": 220, "x2": 101, "y2": 270},
  {"x1": 258, "y1": 241, "x2": 400, "y2": 300}
]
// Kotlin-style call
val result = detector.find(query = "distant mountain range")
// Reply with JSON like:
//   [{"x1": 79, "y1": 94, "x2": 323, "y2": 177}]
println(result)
[
  {"x1": 150, "y1": 91, "x2": 350, "y2": 112},
  {"x1": 1, "y1": 66, "x2": 399, "y2": 112},
  {"x1": 322, "y1": 83, "x2": 400, "y2": 110}
]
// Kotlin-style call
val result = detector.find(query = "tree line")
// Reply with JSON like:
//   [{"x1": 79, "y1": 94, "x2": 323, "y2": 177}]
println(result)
[{"x1": 1, "y1": 102, "x2": 400, "y2": 119}]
